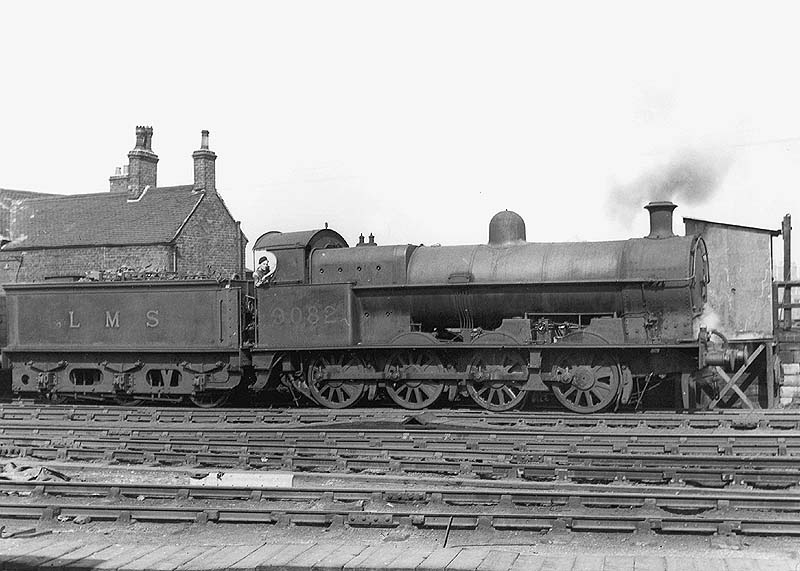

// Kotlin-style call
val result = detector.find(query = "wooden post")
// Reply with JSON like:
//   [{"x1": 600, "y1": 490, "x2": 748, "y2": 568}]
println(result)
[
  {"x1": 773, "y1": 282, "x2": 780, "y2": 335},
  {"x1": 765, "y1": 342, "x2": 775, "y2": 408},
  {"x1": 680, "y1": 373, "x2": 695, "y2": 411},
  {"x1": 783, "y1": 214, "x2": 792, "y2": 330}
]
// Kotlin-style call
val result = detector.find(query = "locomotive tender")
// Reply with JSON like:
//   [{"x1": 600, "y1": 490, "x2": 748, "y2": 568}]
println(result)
[{"x1": 5, "y1": 201, "x2": 736, "y2": 412}]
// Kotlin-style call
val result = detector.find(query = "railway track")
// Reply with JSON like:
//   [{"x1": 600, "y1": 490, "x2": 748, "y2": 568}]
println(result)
[
  {"x1": 4, "y1": 424, "x2": 800, "y2": 455},
  {"x1": 4, "y1": 427, "x2": 800, "y2": 487},
  {"x1": 10, "y1": 479, "x2": 800, "y2": 512},
  {"x1": 4, "y1": 403, "x2": 800, "y2": 430},
  {"x1": 1, "y1": 405, "x2": 800, "y2": 538},
  {"x1": 1, "y1": 404, "x2": 799, "y2": 493},
  {"x1": 2, "y1": 480, "x2": 800, "y2": 536}
]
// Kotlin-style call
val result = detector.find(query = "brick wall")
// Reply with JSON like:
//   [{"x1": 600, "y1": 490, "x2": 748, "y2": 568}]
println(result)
[
  {"x1": 0, "y1": 253, "x2": 24, "y2": 284},
  {"x1": 174, "y1": 192, "x2": 245, "y2": 277},
  {"x1": 778, "y1": 339, "x2": 800, "y2": 407},
  {"x1": 109, "y1": 174, "x2": 129, "y2": 193},
  {"x1": 781, "y1": 361, "x2": 800, "y2": 407},
  {"x1": 9, "y1": 245, "x2": 173, "y2": 282}
]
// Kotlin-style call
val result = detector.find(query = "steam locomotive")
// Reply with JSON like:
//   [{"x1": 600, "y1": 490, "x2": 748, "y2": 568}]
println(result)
[{"x1": 4, "y1": 201, "x2": 738, "y2": 413}]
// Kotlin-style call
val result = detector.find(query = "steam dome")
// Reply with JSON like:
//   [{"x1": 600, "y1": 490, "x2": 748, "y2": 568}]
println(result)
[{"x1": 488, "y1": 210, "x2": 526, "y2": 245}]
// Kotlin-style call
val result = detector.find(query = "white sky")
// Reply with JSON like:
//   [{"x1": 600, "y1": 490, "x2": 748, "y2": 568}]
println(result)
[{"x1": 3, "y1": 1, "x2": 800, "y2": 269}]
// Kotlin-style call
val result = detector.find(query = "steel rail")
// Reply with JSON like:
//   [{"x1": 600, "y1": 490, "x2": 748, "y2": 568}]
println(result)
[
  {"x1": 0, "y1": 496, "x2": 798, "y2": 536},
  {"x1": 3, "y1": 403, "x2": 799, "y2": 430},
  {"x1": 15, "y1": 434, "x2": 800, "y2": 465},
  {"x1": 5, "y1": 480, "x2": 800, "y2": 513},
  {"x1": 2, "y1": 425, "x2": 800, "y2": 456},
  {"x1": 8, "y1": 436, "x2": 800, "y2": 487}
]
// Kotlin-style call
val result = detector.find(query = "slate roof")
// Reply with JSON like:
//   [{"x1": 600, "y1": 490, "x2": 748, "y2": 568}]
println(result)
[
  {"x1": 0, "y1": 188, "x2": 62, "y2": 202},
  {"x1": 4, "y1": 185, "x2": 205, "y2": 250},
  {"x1": 0, "y1": 188, "x2": 64, "y2": 241}
]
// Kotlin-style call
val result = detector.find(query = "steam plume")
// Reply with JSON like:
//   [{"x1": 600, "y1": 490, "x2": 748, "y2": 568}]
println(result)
[{"x1": 608, "y1": 149, "x2": 732, "y2": 227}]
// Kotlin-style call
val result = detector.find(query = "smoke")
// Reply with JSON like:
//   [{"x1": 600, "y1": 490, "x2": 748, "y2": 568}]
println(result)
[
  {"x1": 608, "y1": 149, "x2": 732, "y2": 227},
  {"x1": 693, "y1": 302, "x2": 764, "y2": 342},
  {"x1": 694, "y1": 302, "x2": 721, "y2": 339}
]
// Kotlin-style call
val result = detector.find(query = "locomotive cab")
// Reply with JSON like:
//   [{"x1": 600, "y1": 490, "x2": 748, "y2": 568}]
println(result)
[{"x1": 252, "y1": 229, "x2": 348, "y2": 285}]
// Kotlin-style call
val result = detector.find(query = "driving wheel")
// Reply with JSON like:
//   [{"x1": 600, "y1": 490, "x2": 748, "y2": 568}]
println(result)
[
  {"x1": 384, "y1": 350, "x2": 444, "y2": 410},
  {"x1": 467, "y1": 350, "x2": 528, "y2": 411},
  {"x1": 308, "y1": 354, "x2": 366, "y2": 409},
  {"x1": 550, "y1": 351, "x2": 621, "y2": 413}
]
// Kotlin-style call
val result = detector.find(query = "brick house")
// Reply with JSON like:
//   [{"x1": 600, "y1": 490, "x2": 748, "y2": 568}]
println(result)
[{"x1": 0, "y1": 127, "x2": 247, "y2": 283}]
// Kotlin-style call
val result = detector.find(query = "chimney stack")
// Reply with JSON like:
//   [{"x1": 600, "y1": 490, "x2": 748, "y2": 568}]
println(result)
[
  {"x1": 192, "y1": 129, "x2": 217, "y2": 192},
  {"x1": 128, "y1": 126, "x2": 158, "y2": 199},
  {"x1": 110, "y1": 126, "x2": 158, "y2": 199},
  {"x1": 109, "y1": 166, "x2": 126, "y2": 192},
  {"x1": 644, "y1": 201, "x2": 677, "y2": 239}
]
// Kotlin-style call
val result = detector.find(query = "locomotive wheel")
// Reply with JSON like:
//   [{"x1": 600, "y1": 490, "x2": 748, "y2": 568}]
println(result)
[
  {"x1": 467, "y1": 351, "x2": 528, "y2": 411},
  {"x1": 384, "y1": 350, "x2": 444, "y2": 410},
  {"x1": 550, "y1": 351, "x2": 621, "y2": 413},
  {"x1": 308, "y1": 354, "x2": 366, "y2": 409},
  {"x1": 188, "y1": 391, "x2": 230, "y2": 408}
]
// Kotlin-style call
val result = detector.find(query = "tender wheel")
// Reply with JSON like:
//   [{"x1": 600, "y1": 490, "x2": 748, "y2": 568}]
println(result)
[
  {"x1": 467, "y1": 350, "x2": 528, "y2": 411},
  {"x1": 46, "y1": 393, "x2": 69, "y2": 405},
  {"x1": 188, "y1": 391, "x2": 230, "y2": 408},
  {"x1": 308, "y1": 354, "x2": 366, "y2": 409},
  {"x1": 551, "y1": 351, "x2": 621, "y2": 413},
  {"x1": 113, "y1": 395, "x2": 144, "y2": 406},
  {"x1": 384, "y1": 350, "x2": 444, "y2": 410}
]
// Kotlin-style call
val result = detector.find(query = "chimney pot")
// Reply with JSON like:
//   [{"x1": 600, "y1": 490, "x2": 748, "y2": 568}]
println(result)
[
  {"x1": 201, "y1": 130, "x2": 210, "y2": 150},
  {"x1": 644, "y1": 201, "x2": 677, "y2": 239},
  {"x1": 135, "y1": 126, "x2": 146, "y2": 149},
  {"x1": 134, "y1": 126, "x2": 154, "y2": 150}
]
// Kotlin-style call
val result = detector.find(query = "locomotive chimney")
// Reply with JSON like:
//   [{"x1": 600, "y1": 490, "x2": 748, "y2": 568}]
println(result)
[{"x1": 644, "y1": 201, "x2": 677, "y2": 239}]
